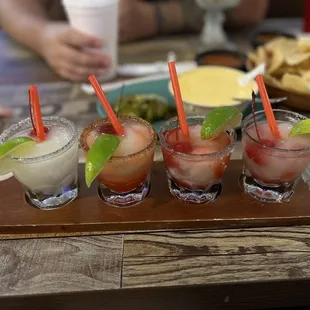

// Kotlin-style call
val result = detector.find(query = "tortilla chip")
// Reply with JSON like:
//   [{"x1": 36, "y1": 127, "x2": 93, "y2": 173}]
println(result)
[
  {"x1": 266, "y1": 49, "x2": 284, "y2": 74},
  {"x1": 272, "y1": 64, "x2": 302, "y2": 77},
  {"x1": 265, "y1": 37, "x2": 287, "y2": 49},
  {"x1": 301, "y1": 70, "x2": 310, "y2": 82},
  {"x1": 297, "y1": 39, "x2": 310, "y2": 53},
  {"x1": 247, "y1": 51, "x2": 258, "y2": 67},
  {"x1": 247, "y1": 37, "x2": 310, "y2": 95},
  {"x1": 281, "y1": 73, "x2": 310, "y2": 94},
  {"x1": 263, "y1": 74, "x2": 282, "y2": 88},
  {"x1": 285, "y1": 52, "x2": 310, "y2": 66},
  {"x1": 256, "y1": 46, "x2": 268, "y2": 64},
  {"x1": 265, "y1": 37, "x2": 297, "y2": 54}
]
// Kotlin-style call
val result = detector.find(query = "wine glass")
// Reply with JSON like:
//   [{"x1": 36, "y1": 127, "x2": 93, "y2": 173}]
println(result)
[{"x1": 195, "y1": 0, "x2": 240, "y2": 49}]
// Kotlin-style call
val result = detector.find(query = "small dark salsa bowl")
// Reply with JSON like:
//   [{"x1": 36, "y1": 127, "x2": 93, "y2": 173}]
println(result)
[
  {"x1": 251, "y1": 30, "x2": 296, "y2": 49},
  {"x1": 195, "y1": 49, "x2": 247, "y2": 71}
]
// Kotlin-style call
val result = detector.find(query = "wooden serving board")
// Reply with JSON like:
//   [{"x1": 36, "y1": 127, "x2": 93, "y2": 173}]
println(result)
[{"x1": 1, "y1": 161, "x2": 310, "y2": 239}]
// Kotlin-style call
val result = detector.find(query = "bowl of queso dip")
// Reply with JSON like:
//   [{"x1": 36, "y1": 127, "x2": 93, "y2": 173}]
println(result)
[{"x1": 169, "y1": 66, "x2": 258, "y2": 115}]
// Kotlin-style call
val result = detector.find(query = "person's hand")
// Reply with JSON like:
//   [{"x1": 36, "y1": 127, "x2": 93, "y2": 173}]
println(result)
[
  {"x1": 39, "y1": 23, "x2": 111, "y2": 82},
  {"x1": 119, "y1": 0, "x2": 157, "y2": 43}
]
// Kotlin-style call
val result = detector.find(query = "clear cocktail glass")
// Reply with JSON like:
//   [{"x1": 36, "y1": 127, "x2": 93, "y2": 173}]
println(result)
[
  {"x1": 80, "y1": 116, "x2": 157, "y2": 207},
  {"x1": 159, "y1": 115, "x2": 236, "y2": 204},
  {"x1": 0, "y1": 116, "x2": 79, "y2": 210},
  {"x1": 240, "y1": 109, "x2": 310, "y2": 202}
]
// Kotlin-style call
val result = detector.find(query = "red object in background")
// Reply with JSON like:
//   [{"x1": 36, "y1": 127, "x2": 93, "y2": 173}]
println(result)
[{"x1": 304, "y1": 0, "x2": 310, "y2": 32}]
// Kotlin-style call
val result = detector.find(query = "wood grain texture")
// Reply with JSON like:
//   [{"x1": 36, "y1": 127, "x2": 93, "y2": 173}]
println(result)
[
  {"x1": 122, "y1": 227, "x2": 310, "y2": 288},
  {"x1": 3, "y1": 161, "x2": 310, "y2": 238},
  {"x1": 0, "y1": 235, "x2": 123, "y2": 296}
]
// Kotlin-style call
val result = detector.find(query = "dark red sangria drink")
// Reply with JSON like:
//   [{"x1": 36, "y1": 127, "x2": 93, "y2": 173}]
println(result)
[{"x1": 159, "y1": 116, "x2": 236, "y2": 204}]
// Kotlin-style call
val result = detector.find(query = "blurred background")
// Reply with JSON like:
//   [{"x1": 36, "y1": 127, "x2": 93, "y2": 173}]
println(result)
[{"x1": 0, "y1": 0, "x2": 309, "y2": 135}]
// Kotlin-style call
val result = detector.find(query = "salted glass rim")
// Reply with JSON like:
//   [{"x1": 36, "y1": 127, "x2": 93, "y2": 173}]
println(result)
[
  {"x1": 242, "y1": 109, "x2": 310, "y2": 154},
  {"x1": 80, "y1": 116, "x2": 157, "y2": 161},
  {"x1": 0, "y1": 116, "x2": 78, "y2": 163},
  {"x1": 159, "y1": 115, "x2": 236, "y2": 158}
]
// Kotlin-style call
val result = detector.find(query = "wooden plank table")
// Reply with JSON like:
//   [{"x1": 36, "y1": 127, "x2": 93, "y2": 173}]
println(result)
[{"x1": 1, "y1": 24, "x2": 310, "y2": 310}]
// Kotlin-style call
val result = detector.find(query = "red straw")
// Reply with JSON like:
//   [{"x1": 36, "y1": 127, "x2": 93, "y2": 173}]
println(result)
[
  {"x1": 88, "y1": 75, "x2": 124, "y2": 136},
  {"x1": 29, "y1": 86, "x2": 45, "y2": 141},
  {"x1": 255, "y1": 75, "x2": 280, "y2": 138},
  {"x1": 168, "y1": 62, "x2": 189, "y2": 138}
]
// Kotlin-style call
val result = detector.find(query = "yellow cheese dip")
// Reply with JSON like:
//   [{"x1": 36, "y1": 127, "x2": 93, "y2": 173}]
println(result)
[{"x1": 176, "y1": 66, "x2": 258, "y2": 107}]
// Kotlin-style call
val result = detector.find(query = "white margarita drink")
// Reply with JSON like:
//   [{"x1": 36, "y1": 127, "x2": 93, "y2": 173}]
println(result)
[
  {"x1": 80, "y1": 116, "x2": 157, "y2": 207},
  {"x1": 0, "y1": 116, "x2": 79, "y2": 209}
]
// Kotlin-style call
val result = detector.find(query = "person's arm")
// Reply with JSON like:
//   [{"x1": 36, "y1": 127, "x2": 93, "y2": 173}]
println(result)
[
  {"x1": 0, "y1": 0, "x2": 52, "y2": 54},
  {"x1": 0, "y1": 0, "x2": 110, "y2": 81}
]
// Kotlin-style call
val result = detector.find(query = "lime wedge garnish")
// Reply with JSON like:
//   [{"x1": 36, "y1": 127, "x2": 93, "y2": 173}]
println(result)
[
  {"x1": 0, "y1": 136, "x2": 35, "y2": 159},
  {"x1": 201, "y1": 106, "x2": 242, "y2": 139},
  {"x1": 289, "y1": 119, "x2": 310, "y2": 137},
  {"x1": 0, "y1": 136, "x2": 36, "y2": 177},
  {"x1": 85, "y1": 134, "x2": 120, "y2": 188}
]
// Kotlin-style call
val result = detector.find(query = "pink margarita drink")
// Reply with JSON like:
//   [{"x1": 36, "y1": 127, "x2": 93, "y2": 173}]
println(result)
[
  {"x1": 241, "y1": 109, "x2": 310, "y2": 202},
  {"x1": 159, "y1": 116, "x2": 236, "y2": 204},
  {"x1": 81, "y1": 116, "x2": 157, "y2": 206}
]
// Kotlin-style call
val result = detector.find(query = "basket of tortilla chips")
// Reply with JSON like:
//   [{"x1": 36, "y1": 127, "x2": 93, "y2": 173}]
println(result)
[{"x1": 247, "y1": 37, "x2": 310, "y2": 111}]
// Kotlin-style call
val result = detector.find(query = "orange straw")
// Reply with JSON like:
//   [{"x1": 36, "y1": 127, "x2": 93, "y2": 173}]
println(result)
[
  {"x1": 255, "y1": 75, "x2": 280, "y2": 138},
  {"x1": 168, "y1": 61, "x2": 189, "y2": 138},
  {"x1": 29, "y1": 86, "x2": 45, "y2": 141},
  {"x1": 88, "y1": 75, "x2": 124, "y2": 136}
]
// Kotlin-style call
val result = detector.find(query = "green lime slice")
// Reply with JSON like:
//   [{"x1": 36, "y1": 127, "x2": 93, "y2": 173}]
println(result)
[
  {"x1": 0, "y1": 136, "x2": 36, "y2": 177},
  {"x1": 85, "y1": 134, "x2": 120, "y2": 188},
  {"x1": 201, "y1": 106, "x2": 242, "y2": 139},
  {"x1": 0, "y1": 136, "x2": 35, "y2": 159},
  {"x1": 289, "y1": 119, "x2": 310, "y2": 137}
]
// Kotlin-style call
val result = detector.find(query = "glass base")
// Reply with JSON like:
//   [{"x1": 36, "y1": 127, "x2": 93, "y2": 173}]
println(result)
[
  {"x1": 168, "y1": 176, "x2": 221, "y2": 204},
  {"x1": 98, "y1": 176, "x2": 150, "y2": 207},
  {"x1": 239, "y1": 173, "x2": 296, "y2": 203},
  {"x1": 25, "y1": 182, "x2": 79, "y2": 210}
]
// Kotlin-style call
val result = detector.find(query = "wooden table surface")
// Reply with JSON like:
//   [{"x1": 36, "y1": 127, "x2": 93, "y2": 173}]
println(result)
[{"x1": 1, "y1": 25, "x2": 310, "y2": 310}]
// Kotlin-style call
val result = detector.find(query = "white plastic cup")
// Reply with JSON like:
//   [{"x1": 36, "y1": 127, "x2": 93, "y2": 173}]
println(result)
[{"x1": 62, "y1": 0, "x2": 119, "y2": 81}]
